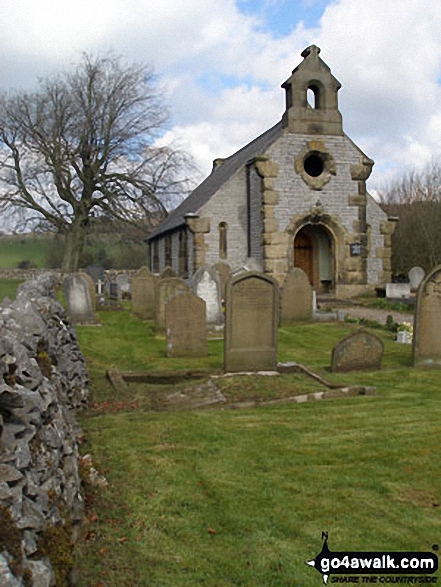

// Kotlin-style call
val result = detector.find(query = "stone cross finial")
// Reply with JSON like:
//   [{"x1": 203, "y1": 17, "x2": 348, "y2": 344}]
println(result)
[{"x1": 301, "y1": 45, "x2": 321, "y2": 59}]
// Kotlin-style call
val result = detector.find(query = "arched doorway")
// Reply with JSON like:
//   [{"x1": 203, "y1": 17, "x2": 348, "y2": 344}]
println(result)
[{"x1": 294, "y1": 225, "x2": 334, "y2": 293}]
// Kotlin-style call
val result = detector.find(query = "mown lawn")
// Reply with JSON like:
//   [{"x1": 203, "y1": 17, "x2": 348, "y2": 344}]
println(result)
[{"x1": 73, "y1": 308, "x2": 441, "y2": 586}]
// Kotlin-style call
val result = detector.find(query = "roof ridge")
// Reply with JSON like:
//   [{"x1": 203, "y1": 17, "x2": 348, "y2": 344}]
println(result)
[{"x1": 147, "y1": 120, "x2": 283, "y2": 240}]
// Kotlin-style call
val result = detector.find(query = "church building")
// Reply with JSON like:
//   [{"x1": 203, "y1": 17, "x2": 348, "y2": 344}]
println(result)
[{"x1": 147, "y1": 45, "x2": 395, "y2": 297}]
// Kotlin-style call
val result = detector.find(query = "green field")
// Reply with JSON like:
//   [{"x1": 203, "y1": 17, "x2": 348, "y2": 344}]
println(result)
[
  {"x1": 0, "y1": 233, "x2": 149, "y2": 270},
  {"x1": 72, "y1": 308, "x2": 441, "y2": 587},
  {"x1": 0, "y1": 234, "x2": 50, "y2": 268}
]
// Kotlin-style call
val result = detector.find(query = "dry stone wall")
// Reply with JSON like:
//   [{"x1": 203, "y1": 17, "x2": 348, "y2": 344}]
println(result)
[{"x1": 0, "y1": 273, "x2": 89, "y2": 586}]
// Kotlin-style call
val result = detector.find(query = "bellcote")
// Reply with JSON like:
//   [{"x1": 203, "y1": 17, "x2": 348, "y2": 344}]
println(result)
[{"x1": 281, "y1": 45, "x2": 343, "y2": 136}]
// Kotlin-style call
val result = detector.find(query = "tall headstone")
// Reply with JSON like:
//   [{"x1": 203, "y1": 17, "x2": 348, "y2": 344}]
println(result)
[
  {"x1": 191, "y1": 266, "x2": 222, "y2": 325},
  {"x1": 413, "y1": 265, "x2": 441, "y2": 368},
  {"x1": 155, "y1": 277, "x2": 191, "y2": 332},
  {"x1": 331, "y1": 329, "x2": 383, "y2": 372},
  {"x1": 106, "y1": 281, "x2": 118, "y2": 300},
  {"x1": 79, "y1": 271, "x2": 96, "y2": 311},
  {"x1": 160, "y1": 266, "x2": 177, "y2": 279},
  {"x1": 408, "y1": 267, "x2": 425, "y2": 291},
  {"x1": 64, "y1": 273, "x2": 95, "y2": 324},
  {"x1": 213, "y1": 262, "x2": 231, "y2": 301},
  {"x1": 280, "y1": 268, "x2": 313, "y2": 324},
  {"x1": 166, "y1": 292, "x2": 207, "y2": 357},
  {"x1": 117, "y1": 274, "x2": 131, "y2": 300},
  {"x1": 224, "y1": 271, "x2": 279, "y2": 372},
  {"x1": 132, "y1": 266, "x2": 156, "y2": 319},
  {"x1": 85, "y1": 265, "x2": 104, "y2": 284}
]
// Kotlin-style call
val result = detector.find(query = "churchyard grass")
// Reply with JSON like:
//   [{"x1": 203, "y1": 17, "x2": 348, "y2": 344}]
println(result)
[{"x1": 74, "y1": 309, "x2": 440, "y2": 586}]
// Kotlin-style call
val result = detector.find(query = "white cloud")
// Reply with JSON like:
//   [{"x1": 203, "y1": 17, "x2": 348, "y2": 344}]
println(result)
[
  {"x1": 315, "y1": 0, "x2": 441, "y2": 187},
  {"x1": 1, "y1": 0, "x2": 441, "y2": 189}
]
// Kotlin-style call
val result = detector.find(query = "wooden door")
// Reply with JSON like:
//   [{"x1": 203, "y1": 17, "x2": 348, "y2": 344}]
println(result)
[{"x1": 294, "y1": 231, "x2": 313, "y2": 284}]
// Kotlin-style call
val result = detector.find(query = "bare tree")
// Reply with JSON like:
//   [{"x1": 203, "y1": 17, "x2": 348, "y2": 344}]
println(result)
[
  {"x1": 0, "y1": 53, "x2": 190, "y2": 272},
  {"x1": 378, "y1": 160, "x2": 441, "y2": 274}
]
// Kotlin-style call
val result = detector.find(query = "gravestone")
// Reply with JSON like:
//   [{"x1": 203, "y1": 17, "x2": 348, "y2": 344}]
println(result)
[
  {"x1": 64, "y1": 273, "x2": 95, "y2": 324},
  {"x1": 213, "y1": 262, "x2": 230, "y2": 302},
  {"x1": 386, "y1": 282, "x2": 411, "y2": 299},
  {"x1": 191, "y1": 266, "x2": 222, "y2": 325},
  {"x1": 79, "y1": 271, "x2": 96, "y2": 311},
  {"x1": 413, "y1": 265, "x2": 441, "y2": 368},
  {"x1": 280, "y1": 268, "x2": 313, "y2": 324},
  {"x1": 155, "y1": 277, "x2": 190, "y2": 331},
  {"x1": 224, "y1": 271, "x2": 279, "y2": 372},
  {"x1": 106, "y1": 281, "x2": 118, "y2": 300},
  {"x1": 160, "y1": 266, "x2": 177, "y2": 279},
  {"x1": 166, "y1": 292, "x2": 207, "y2": 357},
  {"x1": 85, "y1": 265, "x2": 104, "y2": 284},
  {"x1": 408, "y1": 267, "x2": 425, "y2": 291},
  {"x1": 331, "y1": 329, "x2": 383, "y2": 372},
  {"x1": 231, "y1": 258, "x2": 262, "y2": 278},
  {"x1": 132, "y1": 267, "x2": 156, "y2": 319},
  {"x1": 117, "y1": 274, "x2": 131, "y2": 300}
]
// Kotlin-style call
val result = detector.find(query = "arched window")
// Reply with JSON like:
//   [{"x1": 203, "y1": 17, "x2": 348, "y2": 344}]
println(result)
[
  {"x1": 152, "y1": 240, "x2": 159, "y2": 273},
  {"x1": 178, "y1": 230, "x2": 188, "y2": 278},
  {"x1": 219, "y1": 222, "x2": 227, "y2": 259},
  {"x1": 164, "y1": 234, "x2": 172, "y2": 268},
  {"x1": 306, "y1": 84, "x2": 321, "y2": 109}
]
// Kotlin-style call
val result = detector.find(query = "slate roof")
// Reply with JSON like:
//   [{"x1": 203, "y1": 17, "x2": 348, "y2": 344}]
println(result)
[{"x1": 146, "y1": 120, "x2": 283, "y2": 241}]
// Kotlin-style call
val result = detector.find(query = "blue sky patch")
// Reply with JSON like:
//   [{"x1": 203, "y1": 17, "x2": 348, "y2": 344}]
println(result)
[{"x1": 236, "y1": 0, "x2": 329, "y2": 35}]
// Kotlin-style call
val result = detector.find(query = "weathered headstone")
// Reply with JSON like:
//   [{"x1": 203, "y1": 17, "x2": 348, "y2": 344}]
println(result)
[
  {"x1": 64, "y1": 274, "x2": 95, "y2": 324},
  {"x1": 331, "y1": 329, "x2": 383, "y2": 372},
  {"x1": 106, "y1": 281, "x2": 118, "y2": 300},
  {"x1": 79, "y1": 271, "x2": 96, "y2": 311},
  {"x1": 280, "y1": 268, "x2": 313, "y2": 324},
  {"x1": 166, "y1": 292, "x2": 207, "y2": 357},
  {"x1": 117, "y1": 274, "x2": 131, "y2": 300},
  {"x1": 191, "y1": 266, "x2": 222, "y2": 325},
  {"x1": 224, "y1": 271, "x2": 279, "y2": 372},
  {"x1": 160, "y1": 266, "x2": 177, "y2": 279},
  {"x1": 413, "y1": 265, "x2": 441, "y2": 368},
  {"x1": 155, "y1": 277, "x2": 190, "y2": 331},
  {"x1": 132, "y1": 267, "x2": 156, "y2": 318},
  {"x1": 231, "y1": 258, "x2": 262, "y2": 278},
  {"x1": 386, "y1": 282, "x2": 411, "y2": 299},
  {"x1": 85, "y1": 265, "x2": 104, "y2": 284},
  {"x1": 408, "y1": 267, "x2": 425, "y2": 291},
  {"x1": 213, "y1": 262, "x2": 230, "y2": 302}
]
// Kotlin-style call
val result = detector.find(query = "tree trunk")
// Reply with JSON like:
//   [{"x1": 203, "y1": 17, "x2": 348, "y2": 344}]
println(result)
[{"x1": 61, "y1": 219, "x2": 87, "y2": 273}]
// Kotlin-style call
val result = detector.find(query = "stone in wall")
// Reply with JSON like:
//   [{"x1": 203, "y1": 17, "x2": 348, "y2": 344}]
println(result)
[{"x1": 0, "y1": 273, "x2": 89, "y2": 586}]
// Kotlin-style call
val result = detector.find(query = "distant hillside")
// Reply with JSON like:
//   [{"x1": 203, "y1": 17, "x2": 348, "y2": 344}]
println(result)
[
  {"x1": 0, "y1": 234, "x2": 50, "y2": 269},
  {"x1": 0, "y1": 232, "x2": 150, "y2": 270}
]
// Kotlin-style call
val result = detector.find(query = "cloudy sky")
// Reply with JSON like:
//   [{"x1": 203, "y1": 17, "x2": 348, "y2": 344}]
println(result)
[{"x1": 2, "y1": 0, "x2": 441, "y2": 192}]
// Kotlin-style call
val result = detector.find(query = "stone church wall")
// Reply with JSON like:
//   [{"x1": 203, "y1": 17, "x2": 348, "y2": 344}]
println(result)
[
  {"x1": 200, "y1": 167, "x2": 249, "y2": 268},
  {"x1": 0, "y1": 274, "x2": 89, "y2": 586},
  {"x1": 248, "y1": 164, "x2": 264, "y2": 266},
  {"x1": 269, "y1": 134, "x2": 361, "y2": 235},
  {"x1": 366, "y1": 193, "x2": 387, "y2": 285}
]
